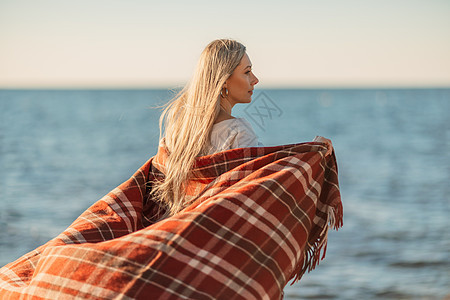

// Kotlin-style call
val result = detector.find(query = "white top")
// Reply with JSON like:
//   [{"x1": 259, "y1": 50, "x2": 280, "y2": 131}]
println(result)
[{"x1": 207, "y1": 118, "x2": 262, "y2": 155}]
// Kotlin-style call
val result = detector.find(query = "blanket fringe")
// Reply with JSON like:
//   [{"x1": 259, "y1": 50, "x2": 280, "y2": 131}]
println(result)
[{"x1": 291, "y1": 200, "x2": 343, "y2": 284}]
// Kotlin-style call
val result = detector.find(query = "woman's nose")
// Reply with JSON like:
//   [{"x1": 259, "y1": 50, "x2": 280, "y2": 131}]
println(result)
[{"x1": 252, "y1": 74, "x2": 259, "y2": 85}]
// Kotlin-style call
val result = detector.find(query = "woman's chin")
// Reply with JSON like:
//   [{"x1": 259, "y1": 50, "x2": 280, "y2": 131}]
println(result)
[{"x1": 235, "y1": 94, "x2": 252, "y2": 104}]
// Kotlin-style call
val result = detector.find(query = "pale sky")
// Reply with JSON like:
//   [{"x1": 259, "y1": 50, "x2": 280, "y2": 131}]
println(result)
[{"x1": 1, "y1": 0, "x2": 449, "y2": 88}]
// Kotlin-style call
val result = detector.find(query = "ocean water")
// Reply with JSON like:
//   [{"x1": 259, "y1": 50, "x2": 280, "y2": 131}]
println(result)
[{"x1": 0, "y1": 88, "x2": 449, "y2": 299}]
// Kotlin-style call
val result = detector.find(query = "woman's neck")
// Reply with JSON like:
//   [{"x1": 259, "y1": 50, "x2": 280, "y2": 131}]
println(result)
[{"x1": 214, "y1": 108, "x2": 235, "y2": 124}]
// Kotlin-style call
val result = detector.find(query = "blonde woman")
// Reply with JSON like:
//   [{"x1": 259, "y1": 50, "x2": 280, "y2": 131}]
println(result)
[
  {"x1": 152, "y1": 39, "x2": 261, "y2": 218},
  {"x1": 0, "y1": 40, "x2": 340, "y2": 300}
]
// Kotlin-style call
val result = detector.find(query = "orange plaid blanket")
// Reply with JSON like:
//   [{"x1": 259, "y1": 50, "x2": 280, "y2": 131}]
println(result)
[{"x1": 0, "y1": 141, "x2": 342, "y2": 299}]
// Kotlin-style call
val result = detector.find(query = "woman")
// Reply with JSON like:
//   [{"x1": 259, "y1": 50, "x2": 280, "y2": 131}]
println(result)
[
  {"x1": 0, "y1": 39, "x2": 340, "y2": 300},
  {"x1": 152, "y1": 39, "x2": 262, "y2": 217}
]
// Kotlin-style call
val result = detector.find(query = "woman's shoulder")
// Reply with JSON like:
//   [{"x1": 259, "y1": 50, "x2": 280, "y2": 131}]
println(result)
[
  {"x1": 230, "y1": 118, "x2": 260, "y2": 148},
  {"x1": 208, "y1": 117, "x2": 260, "y2": 154},
  {"x1": 229, "y1": 118, "x2": 258, "y2": 136},
  {"x1": 234, "y1": 117, "x2": 254, "y2": 127},
  {"x1": 212, "y1": 117, "x2": 254, "y2": 132}
]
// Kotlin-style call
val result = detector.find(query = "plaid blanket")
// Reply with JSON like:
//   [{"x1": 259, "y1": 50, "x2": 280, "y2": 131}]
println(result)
[{"x1": 0, "y1": 141, "x2": 342, "y2": 299}]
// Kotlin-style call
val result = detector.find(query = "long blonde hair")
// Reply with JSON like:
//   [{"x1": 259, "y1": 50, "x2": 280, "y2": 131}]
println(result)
[{"x1": 152, "y1": 39, "x2": 246, "y2": 217}]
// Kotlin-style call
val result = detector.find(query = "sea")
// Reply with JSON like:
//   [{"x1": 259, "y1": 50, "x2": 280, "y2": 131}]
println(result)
[{"x1": 0, "y1": 88, "x2": 449, "y2": 299}]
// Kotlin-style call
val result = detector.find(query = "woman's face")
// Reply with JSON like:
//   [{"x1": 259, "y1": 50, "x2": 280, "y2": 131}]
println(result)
[{"x1": 224, "y1": 53, "x2": 259, "y2": 107}]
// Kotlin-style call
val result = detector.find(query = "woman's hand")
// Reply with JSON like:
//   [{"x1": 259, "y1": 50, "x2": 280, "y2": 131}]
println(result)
[{"x1": 313, "y1": 136, "x2": 333, "y2": 156}]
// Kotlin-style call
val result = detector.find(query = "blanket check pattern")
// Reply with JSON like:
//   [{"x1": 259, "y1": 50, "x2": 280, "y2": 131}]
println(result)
[{"x1": 0, "y1": 142, "x2": 342, "y2": 299}]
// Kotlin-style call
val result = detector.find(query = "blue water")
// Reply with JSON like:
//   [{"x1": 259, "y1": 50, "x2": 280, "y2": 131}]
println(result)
[{"x1": 0, "y1": 88, "x2": 449, "y2": 299}]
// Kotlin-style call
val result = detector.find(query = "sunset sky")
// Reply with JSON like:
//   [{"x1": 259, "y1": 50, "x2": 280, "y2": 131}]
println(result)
[{"x1": 1, "y1": 0, "x2": 449, "y2": 88}]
